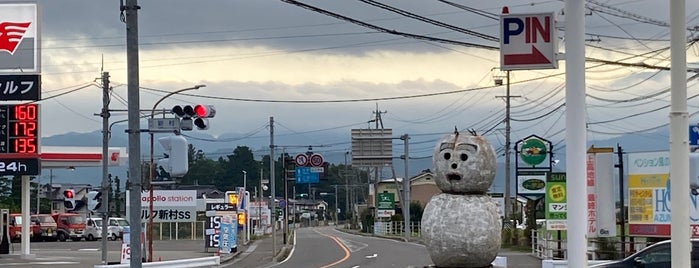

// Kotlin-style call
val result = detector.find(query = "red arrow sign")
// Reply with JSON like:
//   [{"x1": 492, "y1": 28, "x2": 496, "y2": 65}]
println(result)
[{"x1": 503, "y1": 47, "x2": 551, "y2": 65}]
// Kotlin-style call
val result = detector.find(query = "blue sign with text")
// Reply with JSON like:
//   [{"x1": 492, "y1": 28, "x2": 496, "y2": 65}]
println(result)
[{"x1": 295, "y1": 166, "x2": 319, "y2": 184}]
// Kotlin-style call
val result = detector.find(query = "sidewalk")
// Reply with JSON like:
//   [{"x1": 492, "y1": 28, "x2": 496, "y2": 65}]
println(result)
[{"x1": 220, "y1": 231, "x2": 287, "y2": 268}]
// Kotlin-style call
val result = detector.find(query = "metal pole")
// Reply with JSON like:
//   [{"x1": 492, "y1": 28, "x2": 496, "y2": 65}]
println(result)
[
  {"x1": 243, "y1": 170, "x2": 247, "y2": 244},
  {"x1": 401, "y1": 134, "x2": 410, "y2": 241},
  {"x1": 670, "y1": 0, "x2": 690, "y2": 266},
  {"x1": 147, "y1": 85, "x2": 203, "y2": 262},
  {"x1": 269, "y1": 116, "x2": 277, "y2": 261},
  {"x1": 259, "y1": 168, "x2": 262, "y2": 235},
  {"x1": 564, "y1": 0, "x2": 587, "y2": 266},
  {"x1": 49, "y1": 169, "x2": 53, "y2": 212},
  {"x1": 36, "y1": 175, "x2": 40, "y2": 214},
  {"x1": 21, "y1": 175, "x2": 30, "y2": 256},
  {"x1": 334, "y1": 185, "x2": 338, "y2": 226},
  {"x1": 100, "y1": 71, "x2": 111, "y2": 264},
  {"x1": 282, "y1": 149, "x2": 288, "y2": 245},
  {"x1": 125, "y1": 0, "x2": 143, "y2": 266},
  {"x1": 344, "y1": 152, "x2": 349, "y2": 229}
]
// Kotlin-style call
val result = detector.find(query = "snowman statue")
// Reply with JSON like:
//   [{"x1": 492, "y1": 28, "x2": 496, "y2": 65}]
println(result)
[{"x1": 421, "y1": 130, "x2": 501, "y2": 267}]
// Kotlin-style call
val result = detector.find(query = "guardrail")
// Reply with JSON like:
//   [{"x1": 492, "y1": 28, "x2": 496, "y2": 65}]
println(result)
[{"x1": 93, "y1": 256, "x2": 220, "y2": 268}]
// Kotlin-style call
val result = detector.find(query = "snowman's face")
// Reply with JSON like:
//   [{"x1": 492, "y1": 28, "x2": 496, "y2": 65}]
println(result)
[{"x1": 432, "y1": 133, "x2": 496, "y2": 194}]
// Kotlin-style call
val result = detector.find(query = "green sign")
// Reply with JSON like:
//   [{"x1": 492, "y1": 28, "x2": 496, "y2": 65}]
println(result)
[
  {"x1": 377, "y1": 192, "x2": 395, "y2": 210},
  {"x1": 519, "y1": 137, "x2": 548, "y2": 166},
  {"x1": 545, "y1": 172, "x2": 567, "y2": 230}
]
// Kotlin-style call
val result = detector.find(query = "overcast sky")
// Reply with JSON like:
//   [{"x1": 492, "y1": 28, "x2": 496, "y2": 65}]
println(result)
[{"x1": 9, "y1": 0, "x2": 699, "y2": 161}]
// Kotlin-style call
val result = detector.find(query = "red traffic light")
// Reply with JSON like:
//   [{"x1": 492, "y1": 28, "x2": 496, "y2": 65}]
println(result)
[
  {"x1": 63, "y1": 189, "x2": 74, "y2": 199},
  {"x1": 193, "y1": 105, "x2": 215, "y2": 118}
]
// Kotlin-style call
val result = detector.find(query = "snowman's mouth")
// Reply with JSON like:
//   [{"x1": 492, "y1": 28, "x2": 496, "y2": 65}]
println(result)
[{"x1": 447, "y1": 173, "x2": 462, "y2": 181}]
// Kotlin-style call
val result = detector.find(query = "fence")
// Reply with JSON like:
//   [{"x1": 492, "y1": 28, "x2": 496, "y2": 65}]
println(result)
[
  {"x1": 372, "y1": 221, "x2": 422, "y2": 238},
  {"x1": 531, "y1": 230, "x2": 653, "y2": 260}
]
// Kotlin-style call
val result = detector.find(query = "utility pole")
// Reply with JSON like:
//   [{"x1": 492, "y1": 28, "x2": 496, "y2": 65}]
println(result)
[
  {"x1": 123, "y1": 1, "x2": 143, "y2": 267},
  {"x1": 100, "y1": 71, "x2": 111, "y2": 264},
  {"x1": 269, "y1": 116, "x2": 277, "y2": 261},
  {"x1": 400, "y1": 134, "x2": 410, "y2": 241},
  {"x1": 495, "y1": 70, "x2": 519, "y2": 228}
]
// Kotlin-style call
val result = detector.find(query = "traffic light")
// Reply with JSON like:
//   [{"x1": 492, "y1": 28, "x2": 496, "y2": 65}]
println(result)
[
  {"x1": 63, "y1": 189, "x2": 75, "y2": 210},
  {"x1": 225, "y1": 191, "x2": 238, "y2": 210},
  {"x1": 172, "y1": 105, "x2": 195, "y2": 131},
  {"x1": 171, "y1": 104, "x2": 215, "y2": 130},
  {"x1": 237, "y1": 212, "x2": 245, "y2": 227},
  {"x1": 158, "y1": 135, "x2": 189, "y2": 177},
  {"x1": 193, "y1": 104, "x2": 215, "y2": 130},
  {"x1": 86, "y1": 190, "x2": 102, "y2": 212}
]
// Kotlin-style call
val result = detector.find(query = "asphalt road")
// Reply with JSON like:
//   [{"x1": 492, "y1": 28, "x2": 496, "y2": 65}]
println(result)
[
  {"x1": 0, "y1": 239, "x2": 213, "y2": 268},
  {"x1": 272, "y1": 227, "x2": 432, "y2": 268}
]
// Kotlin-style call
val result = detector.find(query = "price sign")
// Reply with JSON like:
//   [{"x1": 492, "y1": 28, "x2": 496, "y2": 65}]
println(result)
[{"x1": 0, "y1": 104, "x2": 40, "y2": 175}]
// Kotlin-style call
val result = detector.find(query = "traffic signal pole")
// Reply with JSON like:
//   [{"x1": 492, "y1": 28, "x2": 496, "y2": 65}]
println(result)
[{"x1": 124, "y1": 1, "x2": 144, "y2": 267}]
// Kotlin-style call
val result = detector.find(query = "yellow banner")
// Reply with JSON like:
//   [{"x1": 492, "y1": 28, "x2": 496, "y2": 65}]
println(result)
[{"x1": 628, "y1": 174, "x2": 668, "y2": 188}]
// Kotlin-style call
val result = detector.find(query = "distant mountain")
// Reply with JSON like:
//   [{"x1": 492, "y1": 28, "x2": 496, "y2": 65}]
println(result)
[{"x1": 40, "y1": 125, "x2": 673, "y2": 193}]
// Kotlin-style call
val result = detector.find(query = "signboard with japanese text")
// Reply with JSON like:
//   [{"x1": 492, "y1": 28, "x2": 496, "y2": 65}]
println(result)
[
  {"x1": 627, "y1": 151, "x2": 699, "y2": 237},
  {"x1": 545, "y1": 172, "x2": 567, "y2": 230},
  {"x1": 126, "y1": 190, "x2": 197, "y2": 223},
  {"x1": 205, "y1": 202, "x2": 237, "y2": 250},
  {"x1": 587, "y1": 151, "x2": 616, "y2": 238},
  {"x1": 0, "y1": 75, "x2": 40, "y2": 101}
]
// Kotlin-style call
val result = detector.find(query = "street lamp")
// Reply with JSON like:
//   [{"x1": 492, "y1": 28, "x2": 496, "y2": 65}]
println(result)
[{"x1": 147, "y1": 84, "x2": 205, "y2": 262}]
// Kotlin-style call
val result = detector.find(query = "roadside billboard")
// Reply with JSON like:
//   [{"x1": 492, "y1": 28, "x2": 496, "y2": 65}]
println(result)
[
  {"x1": 628, "y1": 151, "x2": 699, "y2": 237},
  {"x1": 587, "y1": 150, "x2": 616, "y2": 237},
  {"x1": 126, "y1": 190, "x2": 197, "y2": 223},
  {"x1": 545, "y1": 172, "x2": 567, "y2": 230}
]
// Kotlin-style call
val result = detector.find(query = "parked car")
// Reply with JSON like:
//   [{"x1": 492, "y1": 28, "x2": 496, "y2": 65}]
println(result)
[
  {"x1": 31, "y1": 214, "x2": 58, "y2": 241},
  {"x1": 51, "y1": 213, "x2": 86, "y2": 242},
  {"x1": 8, "y1": 213, "x2": 41, "y2": 242},
  {"x1": 107, "y1": 217, "x2": 129, "y2": 241},
  {"x1": 590, "y1": 239, "x2": 699, "y2": 267}
]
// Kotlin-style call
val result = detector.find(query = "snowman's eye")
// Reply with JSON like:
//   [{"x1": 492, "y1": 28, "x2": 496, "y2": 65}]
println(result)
[
  {"x1": 443, "y1": 152, "x2": 451, "y2": 160},
  {"x1": 460, "y1": 153, "x2": 468, "y2": 161}
]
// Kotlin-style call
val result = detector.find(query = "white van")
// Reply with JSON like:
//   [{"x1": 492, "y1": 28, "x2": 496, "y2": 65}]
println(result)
[
  {"x1": 107, "y1": 217, "x2": 129, "y2": 241},
  {"x1": 85, "y1": 218, "x2": 103, "y2": 241}
]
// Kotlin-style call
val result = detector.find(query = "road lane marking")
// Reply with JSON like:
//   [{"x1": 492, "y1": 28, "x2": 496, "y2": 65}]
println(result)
[
  {"x1": 315, "y1": 230, "x2": 351, "y2": 268},
  {"x1": 365, "y1": 253, "x2": 377, "y2": 259}
]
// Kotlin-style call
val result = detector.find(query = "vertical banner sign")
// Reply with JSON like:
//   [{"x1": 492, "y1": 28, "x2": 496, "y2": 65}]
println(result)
[
  {"x1": 545, "y1": 172, "x2": 567, "y2": 230},
  {"x1": 588, "y1": 151, "x2": 616, "y2": 237},
  {"x1": 218, "y1": 212, "x2": 238, "y2": 254},
  {"x1": 586, "y1": 154, "x2": 597, "y2": 236}
]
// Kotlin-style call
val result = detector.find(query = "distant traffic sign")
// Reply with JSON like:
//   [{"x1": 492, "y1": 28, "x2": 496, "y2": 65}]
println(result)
[
  {"x1": 500, "y1": 12, "x2": 557, "y2": 70},
  {"x1": 295, "y1": 166, "x2": 319, "y2": 184},
  {"x1": 309, "y1": 153, "x2": 324, "y2": 167},
  {"x1": 295, "y1": 154, "x2": 308, "y2": 166}
]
